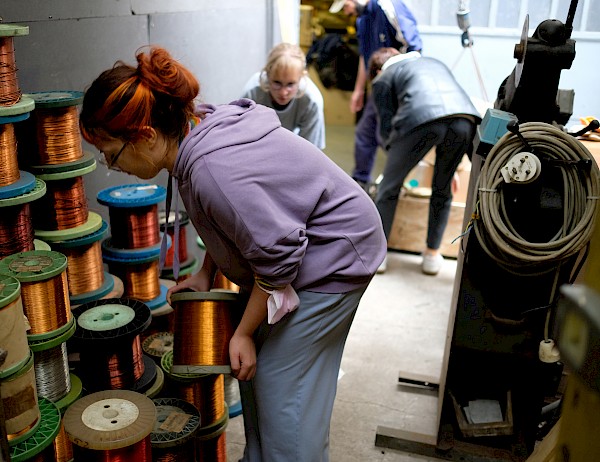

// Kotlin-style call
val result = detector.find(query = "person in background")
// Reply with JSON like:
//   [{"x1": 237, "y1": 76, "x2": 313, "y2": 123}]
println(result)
[
  {"x1": 330, "y1": 0, "x2": 422, "y2": 190},
  {"x1": 368, "y1": 47, "x2": 480, "y2": 275},
  {"x1": 242, "y1": 42, "x2": 326, "y2": 149},
  {"x1": 79, "y1": 46, "x2": 386, "y2": 462}
]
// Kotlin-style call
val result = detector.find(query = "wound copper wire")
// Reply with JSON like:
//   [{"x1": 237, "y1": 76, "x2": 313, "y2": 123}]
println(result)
[
  {"x1": 0, "y1": 37, "x2": 21, "y2": 106},
  {"x1": 109, "y1": 205, "x2": 161, "y2": 249},
  {"x1": 72, "y1": 435, "x2": 153, "y2": 462},
  {"x1": 153, "y1": 440, "x2": 196, "y2": 462},
  {"x1": 172, "y1": 298, "x2": 235, "y2": 369},
  {"x1": 53, "y1": 422, "x2": 74, "y2": 462},
  {"x1": 33, "y1": 342, "x2": 71, "y2": 402},
  {"x1": 32, "y1": 176, "x2": 89, "y2": 230},
  {"x1": 197, "y1": 429, "x2": 227, "y2": 462},
  {"x1": 0, "y1": 203, "x2": 35, "y2": 259},
  {"x1": 62, "y1": 240, "x2": 105, "y2": 295},
  {"x1": 34, "y1": 106, "x2": 83, "y2": 164},
  {"x1": 177, "y1": 374, "x2": 225, "y2": 425},
  {"x1": 0, "y1": 122, "x2": 20, "y2": 186},
  {"x1": 21, "y1": 272, "x2": 71, "y2": 335},
  {"x1": 109, "y1": 261, "x2": 161, "y2": 302},
  {"x1": 163, "y1": 222, "x2": 188, "y2": 268},
  {"x1": 79, "y1": 335, "x2": 145, "y2": 391}
]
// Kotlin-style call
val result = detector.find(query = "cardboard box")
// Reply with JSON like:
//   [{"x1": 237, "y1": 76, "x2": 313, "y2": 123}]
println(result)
[{"x1": 387, "y1": 191, "x2": 466, "y2": 258}]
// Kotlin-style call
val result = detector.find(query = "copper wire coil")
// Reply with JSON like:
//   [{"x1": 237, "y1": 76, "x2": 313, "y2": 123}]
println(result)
[
  {"x1": 177, "y1": 374, "x2": 225, "y2": 425},
  {"x1": 72, "y1": 435, "x2": 152, "y2": 462},
  {"x1": 172, "y1": 297, "x2": 236, "y2": 369},
  {"x1": 0, "y1": 122, "x2": 20, "y2": 186},
  {"x1": 62, "y1": 240, "x2": 105, "y2": 295},
  {"x1": 25, "y1": 444, "x2": 55, "y2": 462},
  {"x1": 197, "y1": 430, "x2": 227, "y2": 462},
  {"x1": 108, "y1": 260, "x2": 161, "y2": 302},
  {"x1": 79, "y1": 335, "x2": 146, "y2": 391},
  {"x1": 109, "y1": 205, "x2": 160, "y2": 249},
  {"x1": 153, "y1": 440, "x2": 196, "y2": 462},
  {"x1": 0, "y1": 203, "x2": 35, "y2": 259},
  {"x1": 53, "y1": 421, "x2": 74, "y2": 462},
  {"x1": 213, "y1": 270, "x2": 240, "y2": 293},
  {"x1": 34, "y1": 106, "x2": 83, "y2": 164},
  {"x1": 164, "y1": 225, "x2": 188, "y2": 267},
  {"x1": 0, "y1": 37, "x2": 21, "y2": 106},
  {"x1": 32, "y1": 176, "x2": 89, "y2": 230},
  {"x1": 21, "y1": 272, "x2": 71, "y2": 335}
]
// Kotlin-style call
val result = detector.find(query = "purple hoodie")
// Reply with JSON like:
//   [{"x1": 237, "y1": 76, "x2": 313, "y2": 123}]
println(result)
[{"x1": 174, "y1": 99, "x2": 386, "y2": 293}]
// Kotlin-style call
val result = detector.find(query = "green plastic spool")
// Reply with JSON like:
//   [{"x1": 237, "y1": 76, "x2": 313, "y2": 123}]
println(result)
[
  {"x1": 0, "y1": 23, "x2": 29, "y2": 37},
  {"x1": 77, "y1": 303, "x2": 136, "y2": 332},
  {"x1": 28, "y1": 317, "x2": 75, "y2": 352},
  {"x1": 0, "y1": 273, "x2": 21, "y2": 309},
  {"x1": 0, "y1": 250, "x2": 67, "y2": 283},
  {"x1": 0, "y1": 95, "x2": 34, "y2": 118},
  {"x1": 160, "y1": 350, "x2": 207, "y2": 382},
  {"x1": 0, "y1": 178, "x2": 46, "y2": 208},
  {"x1": 9, "y1": 398, "x2": 62, "y2": 462},
  {"x1": 35, "y1": 211, "x2": 102, "y2": 242},
  {"x1": 33, "y1": 239, "x2": 51, "y2": 251},
  {"x1": 144, "y1": 364, "x2": 164, "y2": 399},
  {"x1": 30, "y1": 154, "x2": 96, "y2": 180},
  {"x1": 26, "y1": 151, "x2": 95, "y2": 176},
  {"x1": 54, "y1": 373, "x2": 83, "y2": 414},
  {"x1": 26, "y1": 90, "x2": 84, "y2": 109}
]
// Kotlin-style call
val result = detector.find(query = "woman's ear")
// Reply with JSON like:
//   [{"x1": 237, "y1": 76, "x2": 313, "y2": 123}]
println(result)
[{"x1": 138, "y1": 126, "x2": 159, "y2": 147}]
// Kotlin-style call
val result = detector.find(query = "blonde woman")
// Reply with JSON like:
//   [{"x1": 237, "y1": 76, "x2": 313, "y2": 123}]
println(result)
[{"x1": 242, "y1": 43, "x2": 326, "y2": 148}]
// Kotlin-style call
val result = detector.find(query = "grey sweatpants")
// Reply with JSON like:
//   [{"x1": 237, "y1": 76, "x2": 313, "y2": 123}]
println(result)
[{"x1": 238, "y1": 287, "x2": 368, "y2": 462}]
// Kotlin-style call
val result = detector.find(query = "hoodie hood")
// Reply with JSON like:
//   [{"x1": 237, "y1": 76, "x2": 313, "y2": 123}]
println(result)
[{"x1": 174, "y1": 99, "x2": 281, "y2": 178}]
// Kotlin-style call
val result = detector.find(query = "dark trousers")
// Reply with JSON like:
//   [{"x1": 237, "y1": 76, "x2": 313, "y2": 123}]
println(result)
[{"x1": 375, "y1": 117, "x2": 476, "y2": 249}]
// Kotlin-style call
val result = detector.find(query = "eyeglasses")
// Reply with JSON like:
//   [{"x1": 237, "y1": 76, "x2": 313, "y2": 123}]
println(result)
[
  {"x1": 269, "y1": 80, "x2": 299, "y2": 91},
  {"x1": 100, "y1": 142, "x2": 128, "y2": 170}
]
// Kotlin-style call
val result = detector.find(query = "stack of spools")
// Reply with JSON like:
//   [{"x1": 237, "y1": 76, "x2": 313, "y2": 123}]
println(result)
[
  {"x1": 0, "y1": 25, "x2": 46, "y2": 261},
  {"x1": 159, "y1": 210, "x2": 199, "y2": 283},
  {"x1": 16, "y1": 91, "x2": 118, "y2": 307},
  {"x1": 163, "y1": 290, "x2": 242, "y2": 461},
  {"x1": 97, "y1": 184, "x2": 173, "y2": 312},
  {"x1": 0, "y1": 271, "x2": 62, "y2": 462}
]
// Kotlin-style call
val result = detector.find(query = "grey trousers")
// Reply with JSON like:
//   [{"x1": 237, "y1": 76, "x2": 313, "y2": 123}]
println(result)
[
  {"x1": 238, "y1": 287, "x2": 368, "y2": 462},
  {"x1": 375, "y1": 117, "x2": 476, "y2": 249}
]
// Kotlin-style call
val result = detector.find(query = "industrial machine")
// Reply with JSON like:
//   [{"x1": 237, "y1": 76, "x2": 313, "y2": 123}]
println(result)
[{"x1": 376, "y1": 1, "x2": 600, "y2": 460}]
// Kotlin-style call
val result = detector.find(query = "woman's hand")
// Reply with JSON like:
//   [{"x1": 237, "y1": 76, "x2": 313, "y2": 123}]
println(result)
[
  {"x1": 166, "y1": 269, "x2": 212, "y2": 305},
  {"x1": 229, "y1": 332, "x2": 257, "y2": 381}
]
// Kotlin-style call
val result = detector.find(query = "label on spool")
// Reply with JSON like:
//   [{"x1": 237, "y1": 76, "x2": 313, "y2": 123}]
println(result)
[
  {"x1": 0, "y1": 250, "x2": 67, "y2": 283},
  {"x1": 151, "y1": 397, "x2": 200, "y2": 448}
]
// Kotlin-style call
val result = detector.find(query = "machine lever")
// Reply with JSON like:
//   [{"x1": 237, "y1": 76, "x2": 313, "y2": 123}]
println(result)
[{"x1": 506, "y1": 119, "x2": 535, "y2": 153}]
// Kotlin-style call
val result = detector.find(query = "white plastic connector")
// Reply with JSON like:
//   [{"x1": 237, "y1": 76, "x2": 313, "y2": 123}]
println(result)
[
  {"x1": 501, "y1": 152, "x2": 541, "y2": 184},
  {"x1": 539, "y1": 339, "x2": 561, "y2": 363}
]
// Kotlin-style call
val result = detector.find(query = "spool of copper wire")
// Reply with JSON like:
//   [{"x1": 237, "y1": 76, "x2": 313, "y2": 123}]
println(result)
[
  {"x1": 160, "y1": 351, "x2": 226, "y2": 425},
  {"x1": 110, "y1": 260, "x2": 162, "y2": 302},
  {"x1": 97, "y1": 184, "x2": 167, "y2": 251},
  {"x1": 0, "y1": 122, "x2": 20, "y2": 187},
  {"x1": 159, "y1": 210, "x2": 190, "y2": 268},
  {"x1": 151, "y1": 397, "x2": 200, "y2": 462},
  {"x1": 26, "y1": 91, "x2": 85, "y2": 165},
  {"x1": 196, "y1": 408, "x2": 228, "y2": 462},
  {"x1": 64, "y1": 389, "x2": 156, "y2": 462},
  {"x1": 0, "y1": 275, "x2": 30, "y2": 379},
  {"x1": 0, "y1": 178, "x2": 45, "y2": 260},
  {"x1": 53, "y1": 421, "x2": 74, "y2": 462},
  {"x1": 171, "y1": 291, "x2": 240, "y2": 375},
  {"x1": 0, "y1": 250, "x2": 71, "y2": 338},
  {"x1": 33, "y1": 176, "x2": 89, "y2": 230},
  {"x1": 0, "y1": 25, "x2": 29, "y2": 106},
  {"x1": 0, "y1": 352, "x2": 40, "y2": 443},
  {"x1": 51, "y1": 220, "x2": 115, "y2": 305},
  {"x1": 212, "y1": 270, "x2": 240, "y2": 293},
  {"x1": 71, "y1": 297, "x2": 157, "y2": 393}
]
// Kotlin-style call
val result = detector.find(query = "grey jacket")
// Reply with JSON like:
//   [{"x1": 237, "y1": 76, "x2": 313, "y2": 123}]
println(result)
[{"x1": 372, "y1": 55, "x2": 481, "y2": 148}]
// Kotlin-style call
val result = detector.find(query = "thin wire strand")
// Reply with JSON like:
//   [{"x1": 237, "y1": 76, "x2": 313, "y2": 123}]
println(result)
[
  {"x1": 33, "y1": 176, "x2": 89, "y2": 230},
  {"x1": 33, "y1": 342, "x2": 71, "y2": 402},
  {"x1": 0, "y1": 37, "x2": 21, "y2": 106}
]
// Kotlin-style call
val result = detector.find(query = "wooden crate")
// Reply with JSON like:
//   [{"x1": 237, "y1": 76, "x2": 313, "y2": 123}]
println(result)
[{"x1": 387, "y1": 191, "x2": 466, "y2": 258}]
